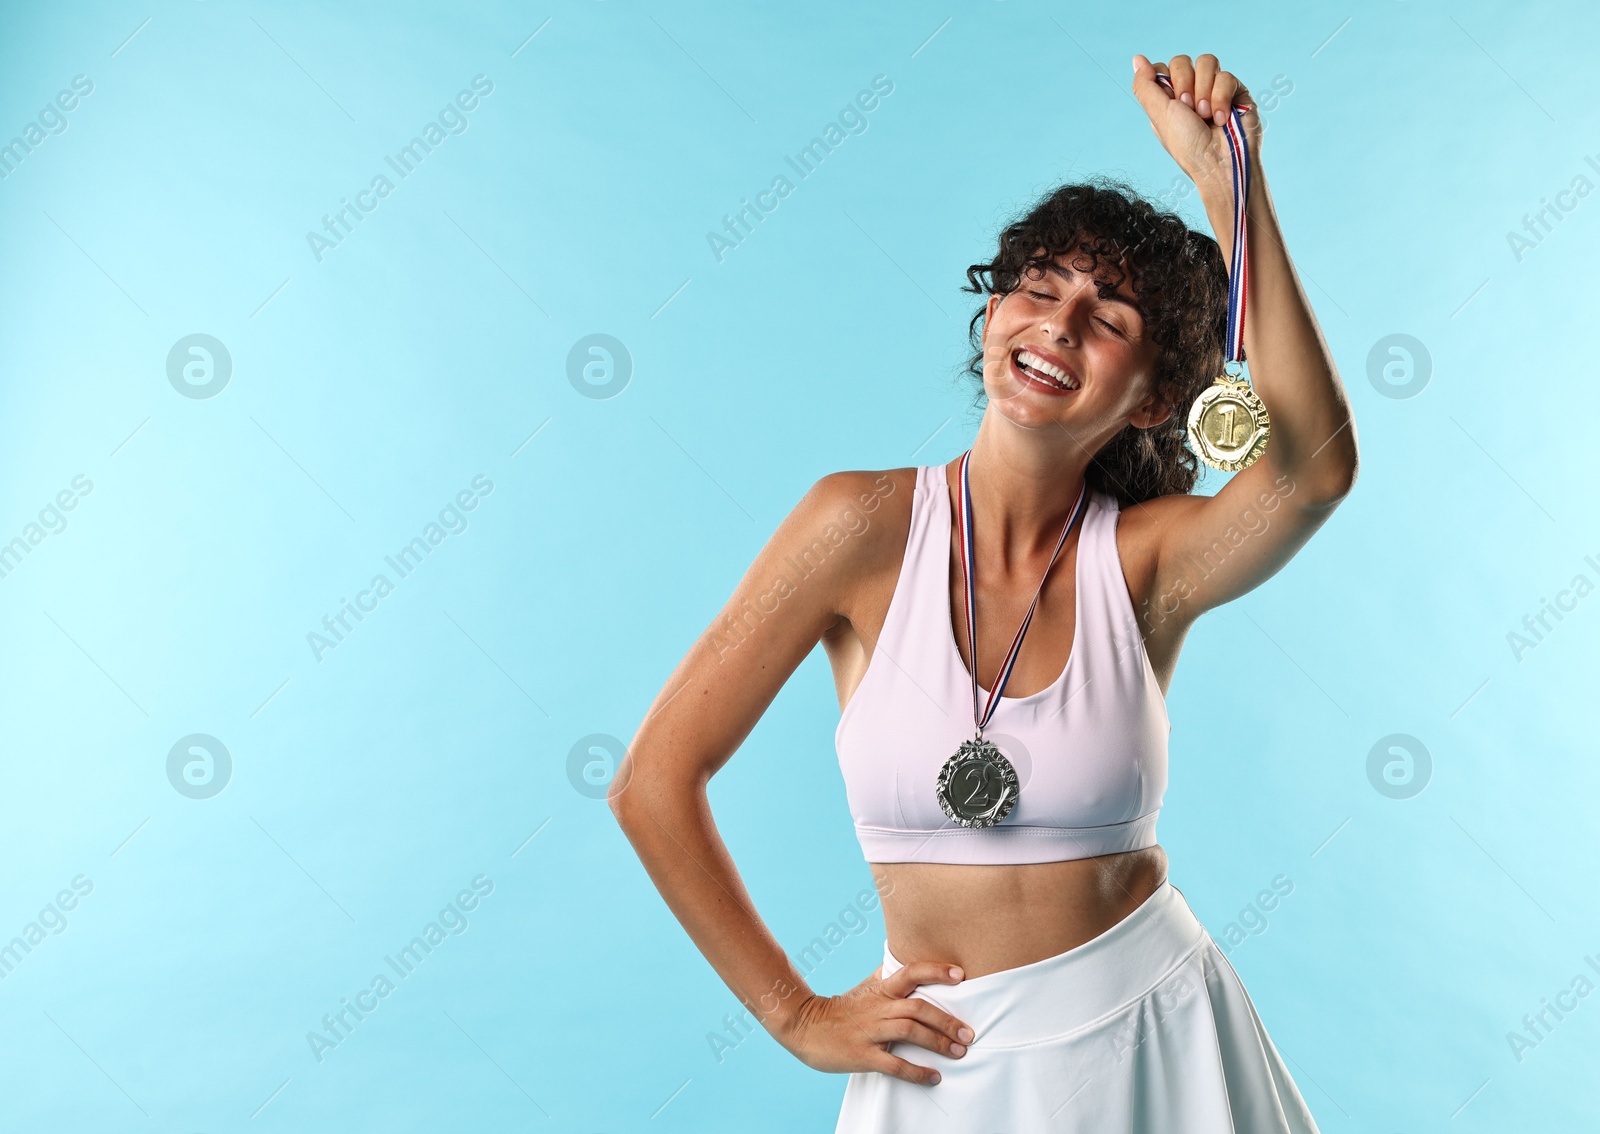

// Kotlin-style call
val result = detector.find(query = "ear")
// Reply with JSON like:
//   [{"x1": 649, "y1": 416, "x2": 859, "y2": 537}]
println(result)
[
  {"x1": 980, "y1": 293, "x2": 1003, "y2": 351},
  {"x1": 1128, "y1": 398, "x2": 1174, "y2": 430},
  {"x1": 1126, "y1": 374, "x2": 1174, "y2": 430}
]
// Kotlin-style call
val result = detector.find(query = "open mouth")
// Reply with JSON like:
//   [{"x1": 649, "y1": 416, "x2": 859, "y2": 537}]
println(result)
[{"x1": 1011, "y1": 348, "x2": 1080, "y2": 392}]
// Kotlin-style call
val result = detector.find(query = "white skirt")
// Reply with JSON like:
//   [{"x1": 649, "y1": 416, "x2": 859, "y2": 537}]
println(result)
[{"x1": 834, "y1": 881, "x2": 1320, "y2": 1133}]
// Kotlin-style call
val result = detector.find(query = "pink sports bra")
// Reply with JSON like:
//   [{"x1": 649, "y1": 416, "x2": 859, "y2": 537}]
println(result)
[{"x1": 834, "y1": 463, "x2": 1171, "y2": 865}]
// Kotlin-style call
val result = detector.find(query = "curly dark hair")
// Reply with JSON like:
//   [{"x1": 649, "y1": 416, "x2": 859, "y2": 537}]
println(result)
[{"x1": 961, "y1": 176, "x2": 1229, "y2": 507}]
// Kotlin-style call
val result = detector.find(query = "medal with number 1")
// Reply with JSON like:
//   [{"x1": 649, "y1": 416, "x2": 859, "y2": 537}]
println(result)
[{"x1": 1155, "y1": 71, "x2": 1270, "y2": 472}]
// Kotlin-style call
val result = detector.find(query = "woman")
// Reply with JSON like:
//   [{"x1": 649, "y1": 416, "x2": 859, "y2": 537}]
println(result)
[{"x1": 611, "y1": 53, "x2": 1356, "y2": 1131}]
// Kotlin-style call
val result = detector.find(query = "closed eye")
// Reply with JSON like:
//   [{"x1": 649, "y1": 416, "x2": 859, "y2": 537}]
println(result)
[{"x1": 1028, "y1": 289, "x2": 1127, "y2": 335}]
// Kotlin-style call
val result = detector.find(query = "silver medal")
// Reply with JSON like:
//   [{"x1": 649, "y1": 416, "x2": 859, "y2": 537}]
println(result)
[
  {"x1": 936, "y1": 735, "x2": 1020, "y2": 828},
  {"x1": 937, "y1": 449, "x2": 1089, "y2": 830}
]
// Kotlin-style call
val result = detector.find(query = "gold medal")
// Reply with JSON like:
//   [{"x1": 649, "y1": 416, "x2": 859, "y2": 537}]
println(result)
[
  {"x1": 1152, "y1": 71, "x2": 1270, "y2": 474},
  {"x1": 1187, "y1": 363, "x2": 1270, "y2": 471}
]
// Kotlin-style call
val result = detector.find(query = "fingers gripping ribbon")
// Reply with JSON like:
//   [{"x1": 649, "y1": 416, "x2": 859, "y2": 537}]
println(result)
[{"x1": 1151, "y1": 70, "x2": 1249, "y2": 377}]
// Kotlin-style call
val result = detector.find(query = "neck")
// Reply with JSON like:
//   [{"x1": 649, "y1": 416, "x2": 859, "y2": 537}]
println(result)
[{"x1": 960, "y1": 412, "x2": 1092, "y2": 570}]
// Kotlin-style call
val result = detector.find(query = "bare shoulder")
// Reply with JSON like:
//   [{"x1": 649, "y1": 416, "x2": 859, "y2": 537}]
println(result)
[
  {"x1": 804, "y1": 468, "x2": 919, "y2": 708},
  {"x1": 1112, "y1": 491, "x2": 1206, "y2": 567},
  {"x1": 809, "y1": 466, "x2": 918, "y2": 540},
  {"x1": 811, "y1": 466, "x2": 919, "y2": 513},
  {"x1": 1106, "y1": 491, "x2": 1197, "y2": 589},
  {"x1": 716, "y1": 466, "x2": 917, "y2": 638},
  {"x1": 1104, "y1": 492, "x2": 1205, "y2": 681},
  {"x1": 803, "y1": 467, "x2": 919, "y2": 611},
  {"x1": 1111, "y1": 462, "x2": 1339, "y2": 650},
  {"x1": 620, "y1": 466, "x2": 922, "y2": 785}
]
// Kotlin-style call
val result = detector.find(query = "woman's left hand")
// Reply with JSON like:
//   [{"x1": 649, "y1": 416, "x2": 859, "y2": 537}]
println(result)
[{"x1": 1131, "y1": 53, "x2": 1262, "y2": 197}]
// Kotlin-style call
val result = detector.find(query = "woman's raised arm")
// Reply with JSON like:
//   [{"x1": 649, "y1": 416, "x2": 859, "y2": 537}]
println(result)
[{"x1": 1129, "y1": 54, "x2": 1359, "y2": 626}]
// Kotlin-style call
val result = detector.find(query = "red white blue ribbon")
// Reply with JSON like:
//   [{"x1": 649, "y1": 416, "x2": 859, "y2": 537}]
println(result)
[
  {"x1": 1152, "y1": 70, "x2": 1250, "y2": 370},
  {"x1": 957, "y1": 449, "x2": 1090, "y2": 734}
]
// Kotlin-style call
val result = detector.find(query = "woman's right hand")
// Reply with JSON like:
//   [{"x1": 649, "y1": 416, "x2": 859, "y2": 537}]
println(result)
[{"x1": 777, "y1": 961, "x2": 975, "y2": 1085}]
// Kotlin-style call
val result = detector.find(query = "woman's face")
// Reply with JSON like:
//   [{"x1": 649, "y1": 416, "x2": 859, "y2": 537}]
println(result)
[{"x1": 979, "y1": 246, "x2": 1169, "y2": 437}]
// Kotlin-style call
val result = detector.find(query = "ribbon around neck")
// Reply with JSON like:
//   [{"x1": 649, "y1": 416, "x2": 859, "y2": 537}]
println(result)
[{"x1": 956, "y1": 449, "x2": 1090, "y2": 735}]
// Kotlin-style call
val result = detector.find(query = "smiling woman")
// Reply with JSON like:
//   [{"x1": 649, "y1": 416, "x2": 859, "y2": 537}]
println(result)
[
  {"x1": 960, "y1": 176, "x2": 1230, "y2": 505},
  {"x1": 614, "y1": 51, "x2": 1356, "y2": 1134}
]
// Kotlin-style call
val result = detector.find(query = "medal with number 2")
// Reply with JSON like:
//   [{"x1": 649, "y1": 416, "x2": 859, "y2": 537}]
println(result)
[{"x1": 935, "y1": 451, "x2": 1092, "y2": 828}]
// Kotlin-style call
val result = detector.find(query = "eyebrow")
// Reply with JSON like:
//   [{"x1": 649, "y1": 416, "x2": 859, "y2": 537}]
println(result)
[{"x1": 1037, "y1": 262, "x2": 1143, "y2": 318}]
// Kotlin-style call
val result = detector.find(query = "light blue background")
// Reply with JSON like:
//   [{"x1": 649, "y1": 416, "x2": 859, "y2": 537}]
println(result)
[{"x1": 1, "y1": 0, "x2": 1595, "y2": 1130}]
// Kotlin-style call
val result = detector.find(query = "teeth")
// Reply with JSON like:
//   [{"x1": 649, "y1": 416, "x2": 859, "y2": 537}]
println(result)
[{"x1": 1017, "y1": 350, "x2": 1078, "y2": 389}]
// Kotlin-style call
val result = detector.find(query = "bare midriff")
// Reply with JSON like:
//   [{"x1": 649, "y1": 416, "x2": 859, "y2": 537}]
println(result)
[{"x1": 873, "y1": 844, "x2": 1169, "y2": 979}]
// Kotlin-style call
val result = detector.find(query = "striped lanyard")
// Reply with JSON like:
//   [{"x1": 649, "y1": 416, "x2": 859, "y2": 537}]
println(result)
[
  {"x1": 957, "y1": 449, "x2": 1090, "y2": 737},
  {"x1": 1153, "y1": 71, "x2": 1250, "y2": 371}
]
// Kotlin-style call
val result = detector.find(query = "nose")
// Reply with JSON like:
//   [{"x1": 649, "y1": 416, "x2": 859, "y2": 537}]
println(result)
[{"x1": 1037, "y1": 279, "x2": 1100, "y2": 342}]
